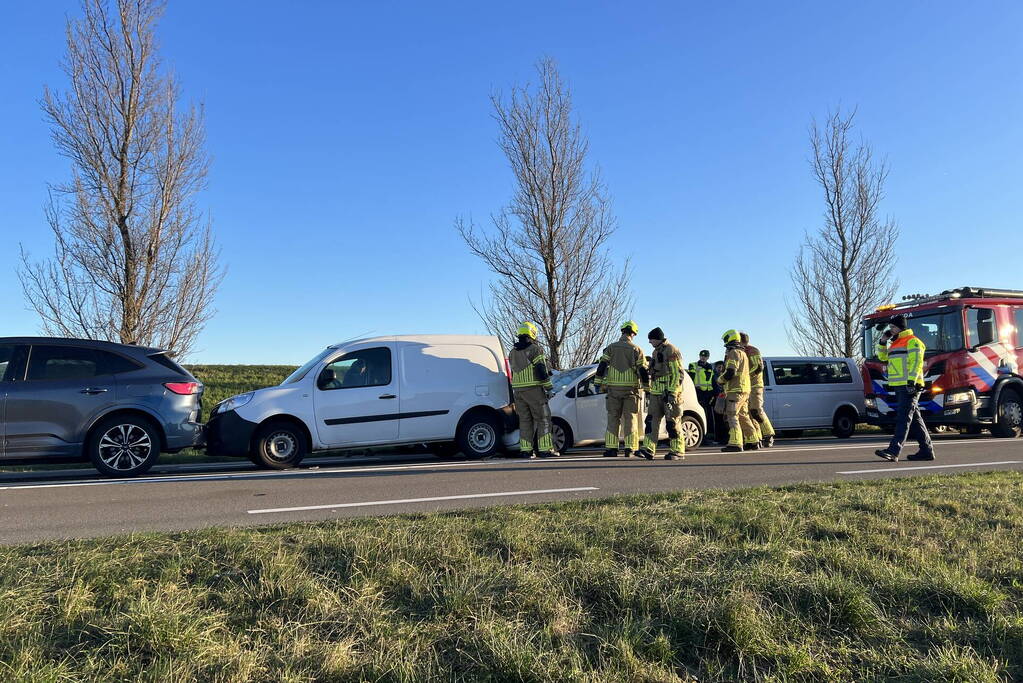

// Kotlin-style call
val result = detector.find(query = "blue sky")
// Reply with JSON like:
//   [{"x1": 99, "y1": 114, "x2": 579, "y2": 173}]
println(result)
[{"x1": 2, "y1": 1, "x2": 1021, "y2": 365}]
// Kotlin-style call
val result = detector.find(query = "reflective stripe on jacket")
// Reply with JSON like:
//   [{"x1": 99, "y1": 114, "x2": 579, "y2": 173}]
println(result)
[
  {"x1": 509, "y1": 342, "x2": 553, "y2": 389},
  {"x1": 876, "y1": 329, "x2": 925, "y2": 386},
  {"x1": 745, "y1": 344, "x2": 765, "y2": 389},
  {"x1": 650, "y1": 341, "x2": 682, "y2": 394},
  {"x1": 719, "y1": 346, "x2": 751, "y2": 394},
  {"x1": 596, "y1": 335, "x2": 646, "y2": 388}
]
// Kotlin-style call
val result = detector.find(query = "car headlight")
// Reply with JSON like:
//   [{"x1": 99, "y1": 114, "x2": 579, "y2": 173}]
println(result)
[
  {"x1": 944, "y1": 390, "x2": 975, "y2": 406},
  {"x1": 864, "y1": 397, "x2": 876, "y2": 410},
  {"x1": 215, "y1": 392, "x2": 253, "y2": 414}
]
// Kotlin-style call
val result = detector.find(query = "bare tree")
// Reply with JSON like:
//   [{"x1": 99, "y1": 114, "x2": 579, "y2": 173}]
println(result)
[
  {"x1": 787, "y1": 108, "x2": 898, "y2": 359},
  {"x1": 458, "y1": 58, "x2": 631, "y2": 369},
  {"x1": 19, "y1": 0, "x2": 222, "y2": 358}
]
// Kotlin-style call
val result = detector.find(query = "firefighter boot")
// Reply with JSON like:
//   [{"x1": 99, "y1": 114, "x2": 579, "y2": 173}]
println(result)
[
  {"x1": 664, "y1": 452, "x2": 684, "y2": 461},
  {"x1": 762, "y1": 435, "x2": 775, "y2": 448},
  {"x1": 603, "y1": 448, "x2": 618, "y2": 457}
]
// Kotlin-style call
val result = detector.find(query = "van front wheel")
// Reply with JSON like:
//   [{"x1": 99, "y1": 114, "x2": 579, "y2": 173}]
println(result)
[
  {"x1": 456, "y1": 411, "x2": 501, "y2": 458},
  {"x1": 252, "y1": 420, "x2": 307, "y2": 469}
]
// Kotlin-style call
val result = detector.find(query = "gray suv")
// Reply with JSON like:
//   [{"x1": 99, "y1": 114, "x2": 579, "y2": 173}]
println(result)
[{"x1": 0, "y1": 338, "x2": 204, "y2": 476}]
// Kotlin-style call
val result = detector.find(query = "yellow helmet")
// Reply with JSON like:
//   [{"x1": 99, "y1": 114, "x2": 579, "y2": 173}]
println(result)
[
  {"x1": 620, "y1": 320, "x2": 639, "y2": 335},
  {"x1": 722, "y1": 329, "x2": 741, "y2": 345},
  {"x1": 516, "y1": 321, "x2": 538, "y2": 339}
]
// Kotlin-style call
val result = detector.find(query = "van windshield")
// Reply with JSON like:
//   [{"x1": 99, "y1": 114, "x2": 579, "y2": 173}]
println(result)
[
  {"x1": 863, "y1": 310, "x2": 964, "y2": 359},
  {"x1": 281, "y1": 348, "x2": 334, "y2": 385}
]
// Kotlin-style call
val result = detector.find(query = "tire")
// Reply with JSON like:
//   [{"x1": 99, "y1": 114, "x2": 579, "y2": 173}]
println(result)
[
  {"x1": 681, "y1": 414, "x2": 704, "y2": 451},
  {"x1": 778, "y1": 430, "x2": 804, "y2": 439},
  {"x1": 831, "y1": 408, "x2": 857, "y2": 439},
  {"x1": 87, "y1": 414, "x2": 161, "y2": 477},
  {"x1": 551, "y1": 419, "x2": 573, "y2": 453},
  {"x1": 251, "y1": 420, "x2": 307, "y2": 469},
  {"x1": 455, "y1": 411, "x2": 501, "y2": 458},
  {"x1": 990, "y1": 389, "x2": 1023, "y2": 438}
]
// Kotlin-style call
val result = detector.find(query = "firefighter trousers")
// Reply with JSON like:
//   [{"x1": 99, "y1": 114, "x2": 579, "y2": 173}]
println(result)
[
  {"x1": 514, "y1": 386, "x2": 553, "y2": 454},
  {"x1": 604, "y1": 386, "x2": 641, "y2": 451},
  {"x1": 725, "y1": 392, "x2": 758, "y2": 448},
  {"x1": 748, "y1": 386, "x2": 775, "y2": 439},
  {"x1": 643, "y1": 392, "x2": 684, "y2": 455}
]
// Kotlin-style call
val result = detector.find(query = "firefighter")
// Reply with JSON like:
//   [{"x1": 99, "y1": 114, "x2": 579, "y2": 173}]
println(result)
[
  {"x1": 508, "y1": 321, "x2": 558, "y2": 459},
  {"x1": 689, "y1": 349, "x2": 716, "y2": 443},
  {"x1": 712, "y1": 360, "x2": 729, "y2": 444},
  {"x1": 740, "y1": 332, "x2": 775, "y2": 448},
  {"x1": 639, "y1": 328, "x2": 684, "y2": 460},
  {"x1": 874, "y1": 314, "x2": 936, "y2": 462},
  {"x1": 594, "y1": 321, "x2": 649, "y2": 457},
  {"x1": 718, "y1": 329, "x2": 758, "y2": 453}
]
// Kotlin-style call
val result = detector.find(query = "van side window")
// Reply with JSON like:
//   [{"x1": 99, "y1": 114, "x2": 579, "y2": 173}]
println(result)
[
  {"x1": 1014, "y1": 309, "x2": 1023, "y2": 348},
  {"x1": 772, "y1": 362, "x2": 816, "y2": 386},
  {"x1": 318, "y1": 347, "x2": 392, "y2": 390},
  {"x1": 815, "y1": 362, "x2": 853, "y2": 384},
  {"x1": 967, "y1": 308, "x2": 998, "y2": 347}
]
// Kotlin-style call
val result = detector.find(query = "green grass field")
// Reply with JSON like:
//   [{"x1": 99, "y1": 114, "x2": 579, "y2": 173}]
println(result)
[{"x1": 1, "y1": 472, "x2": 1021, "y2": 681}]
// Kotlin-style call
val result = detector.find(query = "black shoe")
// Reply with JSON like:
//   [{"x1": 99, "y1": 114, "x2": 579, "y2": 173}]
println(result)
[
  {"x1": 538, "y1": 451, "x2": 558, "y2": 458},
  {"x1": 519, "y1": 452, "x2": 534, "y2": 459},
  {"x1": 721, "y1": 445, "x2": 742, "y2": 453},
  {"x1": 603, "y1": 448, "x2": 618, "y2": 457},
  {"x1": 762, "y1": 435, "x2": 775, "y2": 448},
  {"x1": 664, "y1": 452, "x2": 683, "y2": 461},
  {"x1": 743, "y1": 443, "x2": 761, "y2": 451},
  {"x1": 637, "y1": 448, "x2": 655, "y2": 460},
  {"x1": 906, "y1": 452, "x2": 935, "y2": 461},
  {"x1": 621, "y1": 449, "x2": 632, "y2": 458},
  {"x1": 874, "y1": 449, "x2": 898, "y2": 462}
]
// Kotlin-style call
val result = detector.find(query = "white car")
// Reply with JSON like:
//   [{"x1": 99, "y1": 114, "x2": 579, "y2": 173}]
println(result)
[
  {"x1": 762, "y1": 356, "x2": 865, "y2": 438},
  {"x1": 548, "y1": 364, "x2": 707, "y2": 452},
  {"x1": 205, "y1": 335, "x2": 517, "y2": 467}
]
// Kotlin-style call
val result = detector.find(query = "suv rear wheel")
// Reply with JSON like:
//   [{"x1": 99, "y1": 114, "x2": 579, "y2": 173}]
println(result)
[
  {"x1": 251, "y1": 420, "x2": 307, "y2": 469},
  {"x1": 88, "y1": 415, "x2": 161, "y2": 477}
]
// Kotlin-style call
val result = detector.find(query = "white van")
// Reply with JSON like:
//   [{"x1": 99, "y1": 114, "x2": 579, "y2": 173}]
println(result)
[
  {"x1": 204, "y1": 335, "x2": 517, "y2": 467},
  {"x1": 762, "y1": 357, "x2": 865, "y2": 438},
  {"x1": 548, "y1": 364, "x2": 707, "y2": 452}
]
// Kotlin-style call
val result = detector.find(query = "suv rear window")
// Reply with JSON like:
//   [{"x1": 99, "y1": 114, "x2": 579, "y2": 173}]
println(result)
[
  {"x1": 148, "y1": 352, "x2": 189, "y2": 376},
  {"x1": 27, "y1": 345, "x2": 142, "y2": 380}
]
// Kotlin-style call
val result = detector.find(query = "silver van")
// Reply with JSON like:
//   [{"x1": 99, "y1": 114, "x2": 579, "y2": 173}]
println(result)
[{"x1": 763, "y1": 357, "x2": 865, "y2": 438}]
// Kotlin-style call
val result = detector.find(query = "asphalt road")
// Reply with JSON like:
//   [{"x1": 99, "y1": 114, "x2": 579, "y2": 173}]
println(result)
[{"x1": 2, "y1": 434, "x2": 1023, "y2": 544}]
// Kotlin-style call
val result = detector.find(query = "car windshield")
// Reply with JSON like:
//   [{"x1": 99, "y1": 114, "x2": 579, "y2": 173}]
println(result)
[
  {"x1": 863, "y1": 309, "x2": 964, "y2": 359},
  {"x1": 551, "y1": 366, "x2": 590, "y2": 394},
  {"x1": 281, "y1": 348, "x2": 334, "y2": 385}
]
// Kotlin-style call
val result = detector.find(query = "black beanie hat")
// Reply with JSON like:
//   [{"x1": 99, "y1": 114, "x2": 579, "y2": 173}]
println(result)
[
  {"x1": 891, "y1": 314, "x2": 908, "y2": 330},
  {"x1": 647, "y1": 327, "x2": 665, "y2": 341},
  {"x1": 699, "y1": 349, "x2": 710, "y2": 357}
]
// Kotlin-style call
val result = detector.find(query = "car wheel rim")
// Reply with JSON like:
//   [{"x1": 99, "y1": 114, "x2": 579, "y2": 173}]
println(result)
[
  {"x1": 267, "y1": 432, "x2": 297, "y2": 461},
  {"x1": 682, "y1": 420, "x2": 700, "y2": 449},
  {"x1": 552, "y1": 424, "x2": 566, "y2": 452},
  {"x1": 467, "y1": 423, "x2": 495, "y2": 453},
  {"x1": 98, "y1": 424, "x2": 152, "y2": 471}
]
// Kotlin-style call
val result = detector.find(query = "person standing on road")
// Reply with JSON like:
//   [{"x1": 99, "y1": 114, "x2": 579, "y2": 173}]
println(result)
[
  {"x1": 874, "y1": 314, "x2": 935, "y2": 462},
  {"x1": 712, "y1": 360, "x2": 729, "y2": 444},
  {"x1": 741, "y1": 332, "x2": 776, "y2": 449},
  {"x1": 639, "y1": 327, "x2": 685, "y2": 461},
  {"x1": 718, "y1": 329, "x2": 759, "y2": 453},
  {"x1": 594, "y1": 321, "x2": 649, "y2": 458},
  {"x1": 508, "y1": 322, "x2": 558, "y2": 459},
  {"x1": 689, "y1": 349, "x2": 716, "y2": 444}
]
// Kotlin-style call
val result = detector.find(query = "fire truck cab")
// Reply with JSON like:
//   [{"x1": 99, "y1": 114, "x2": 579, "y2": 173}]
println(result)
[{"x1": 862, "y1": 286, "x2": 1023, "y2": 438}]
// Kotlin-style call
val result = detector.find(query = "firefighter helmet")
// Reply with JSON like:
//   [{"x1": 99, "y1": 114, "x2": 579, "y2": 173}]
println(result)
[
  {"x1": 516, "y1": 321, "x2": 538, "y2": 339},
  {"x1": 722, "y1": 329, "x2": 741, "y2": 345},
  {"x1": 620, "y1": 320, "x2": 639, "y2": 335}
]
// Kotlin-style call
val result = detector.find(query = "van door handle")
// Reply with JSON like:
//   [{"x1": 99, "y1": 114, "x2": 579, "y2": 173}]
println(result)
[
  {"x1": 378, "y1": 394, "x2": 396, "y2": 399},
  {"x1": 80, "y1": 387, "x2": 109, "y2": 395}
]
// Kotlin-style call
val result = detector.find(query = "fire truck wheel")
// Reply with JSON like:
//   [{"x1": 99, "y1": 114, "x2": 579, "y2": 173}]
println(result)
[{"x1": 991, "y1": 389, "x2": 1023, "y2": 438}]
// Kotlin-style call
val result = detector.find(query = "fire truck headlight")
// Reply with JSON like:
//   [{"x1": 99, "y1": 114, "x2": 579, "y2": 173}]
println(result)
[{"x1": 945, "y1": 390, "x2": 976, "y2": 406}]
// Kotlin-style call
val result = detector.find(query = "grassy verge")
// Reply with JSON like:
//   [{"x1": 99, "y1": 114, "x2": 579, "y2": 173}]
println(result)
[{"x1": 2, "y1": 472, "x2": 1022, "y2": 681}]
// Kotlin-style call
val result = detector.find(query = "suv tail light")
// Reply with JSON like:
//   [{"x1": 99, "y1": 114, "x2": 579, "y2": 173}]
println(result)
[{"x1": 164, "y1": 382, "x2": 201, "y2": 395}]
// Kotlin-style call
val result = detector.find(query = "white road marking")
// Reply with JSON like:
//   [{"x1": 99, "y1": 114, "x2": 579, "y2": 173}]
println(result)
[
  {"x1": 247, "y1": 487, "x2": 600, "y2": 514},
  {"x1": 838, "y1": 461, "x2": 1022, "y2": 474}
]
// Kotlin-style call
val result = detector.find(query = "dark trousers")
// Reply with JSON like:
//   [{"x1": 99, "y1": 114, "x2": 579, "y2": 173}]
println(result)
[
  {"x1": 888, "y1": 386, "x2": 934, "y2": 456},
  {"x1": 696, "y1": 389, "x2": 716, "y2": 441}
]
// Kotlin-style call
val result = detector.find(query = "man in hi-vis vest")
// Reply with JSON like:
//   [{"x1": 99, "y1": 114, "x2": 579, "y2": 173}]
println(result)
[
  {"x1": 508, "y1": 322, "x2": 558, "y2": 459},
  {"x1": 874, "y1": 314, "x2": 935, "y2": 462}
]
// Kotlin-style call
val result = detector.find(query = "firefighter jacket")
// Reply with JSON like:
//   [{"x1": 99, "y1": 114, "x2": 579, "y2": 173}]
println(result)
[
  {"x1": 718, "y1": 345, "x2": 751, "y2": 395},
  {"x1": 508, "y1": 340, "x2": 553, "y2": 390},
  {"x1": 745, "y1": 344, "x2": 766, "y2": 389},
  {"x1": 689, "y1": 360, "x2": 715, "y2": 391},
  {"x1": 595, "y1": 335, "x2": 648, "y2": 389},
  {"x1": 876, "y1": 329, "x2": 925, "y2": 387},
  {"x1": 650, "y1": 341, "x2": 683, "y2": 395}
]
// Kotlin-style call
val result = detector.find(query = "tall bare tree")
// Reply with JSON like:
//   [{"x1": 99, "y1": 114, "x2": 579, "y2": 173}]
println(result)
[
  {"x1": 19, "y1": 0, "x2": 222, "y2": 358},
  {"x1": 787, "y1": 109, "x2": 899, "y2": 359},
  {"x1": 458, "y1": 58, "x2": 631, "y2": 369}
]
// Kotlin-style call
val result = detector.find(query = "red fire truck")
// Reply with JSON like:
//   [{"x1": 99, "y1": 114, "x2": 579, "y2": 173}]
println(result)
[{"x1": 861, "y1": 286, "x2": 1023, "y2": 437}]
